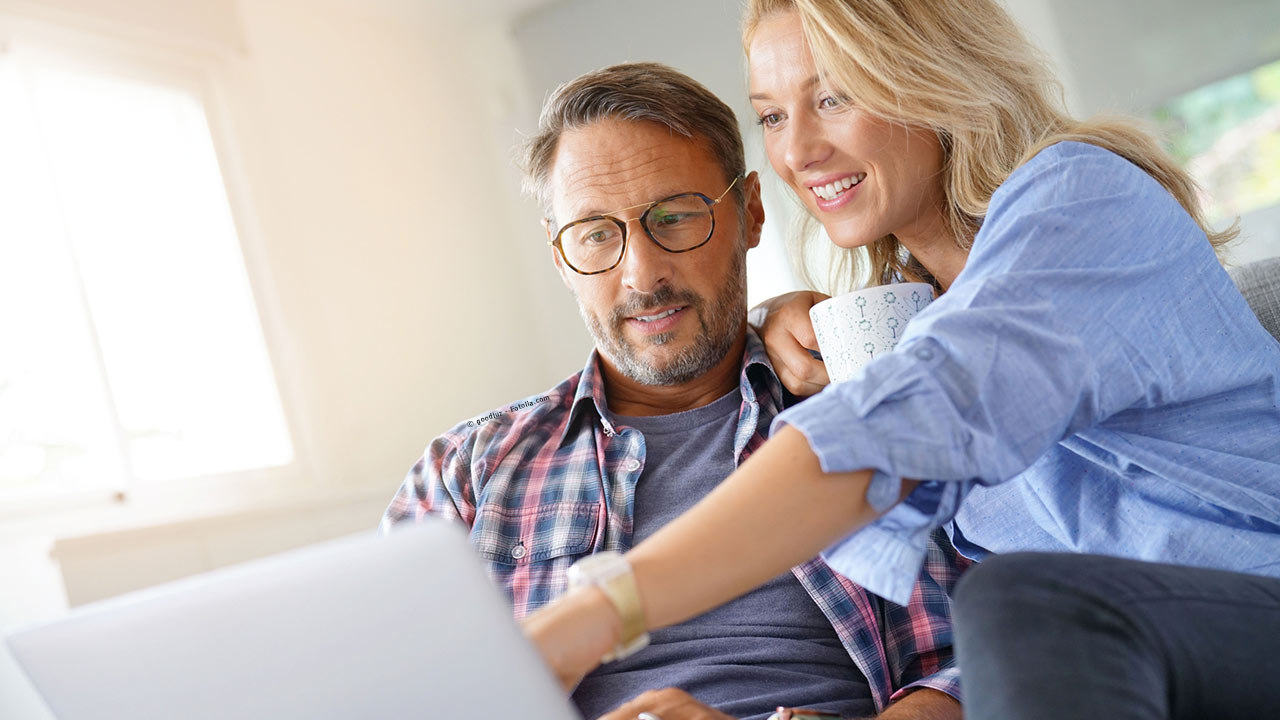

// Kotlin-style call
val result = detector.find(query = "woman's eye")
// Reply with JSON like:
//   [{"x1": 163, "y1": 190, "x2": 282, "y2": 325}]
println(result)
[
  {"x1": 819, "y1": 93, "x2": 852, "y2": 111},
  {"x1": 757, "y1": 112, "x2": 782, "y2": 128}
]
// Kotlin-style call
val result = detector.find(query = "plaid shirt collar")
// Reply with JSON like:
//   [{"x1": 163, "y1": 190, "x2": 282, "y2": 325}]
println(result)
[{"x1": 558, "y1": 326, "x2": 782, "y2": 447}]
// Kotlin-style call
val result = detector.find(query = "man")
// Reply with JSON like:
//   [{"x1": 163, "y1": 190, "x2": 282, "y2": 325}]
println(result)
[{"x1": 381, "y1": 62, "x2": 967, "y2": 720}]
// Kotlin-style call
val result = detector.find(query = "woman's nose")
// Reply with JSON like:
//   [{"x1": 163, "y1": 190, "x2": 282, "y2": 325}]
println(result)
[{"x1": 782, "y1": 112, "x2": 832, "y2": 173}]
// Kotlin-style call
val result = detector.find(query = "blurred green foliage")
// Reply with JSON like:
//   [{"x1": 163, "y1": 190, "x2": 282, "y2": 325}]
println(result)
[{"x1": 1152, "y1": 57, "x2": 1280, "y2": 221}]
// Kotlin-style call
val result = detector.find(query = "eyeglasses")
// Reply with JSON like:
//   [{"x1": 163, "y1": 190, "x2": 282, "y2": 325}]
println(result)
[{"x1": 548, "y1": 175, "x2": 743, "y2": 275}]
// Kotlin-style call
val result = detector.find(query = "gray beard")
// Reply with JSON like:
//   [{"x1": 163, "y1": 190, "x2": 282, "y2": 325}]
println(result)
[{"x1": 577, "y1": 247, "x2": 747, "y2": 386}]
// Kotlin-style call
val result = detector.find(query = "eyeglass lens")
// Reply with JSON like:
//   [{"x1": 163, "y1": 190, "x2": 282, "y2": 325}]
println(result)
[{"x1": 559, "y1": 194, "x2": 713, "y2": 273}]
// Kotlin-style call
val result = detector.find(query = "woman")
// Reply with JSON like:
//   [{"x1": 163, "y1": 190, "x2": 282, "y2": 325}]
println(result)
[{"x1": 527, "y1": 1, "x2": 1280, "y2": 718}]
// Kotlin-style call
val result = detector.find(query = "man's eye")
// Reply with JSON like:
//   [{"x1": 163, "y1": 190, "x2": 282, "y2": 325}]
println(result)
[
  {"x1": 652, "y1": 212, "x2": 692, "y2": 227},
  {"x1": 584, "y1": 230, "x2": 613, "y2": 244}
]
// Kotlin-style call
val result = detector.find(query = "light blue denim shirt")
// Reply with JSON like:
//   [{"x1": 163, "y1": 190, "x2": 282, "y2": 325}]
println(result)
[{"x1": 774, "y1": 141, "x2": 1280, "y2": 605}]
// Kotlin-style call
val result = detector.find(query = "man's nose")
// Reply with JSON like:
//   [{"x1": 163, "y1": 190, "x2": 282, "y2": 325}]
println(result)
[{"x1": 617, "y1": 217, "x2": 673, "y2": 295}]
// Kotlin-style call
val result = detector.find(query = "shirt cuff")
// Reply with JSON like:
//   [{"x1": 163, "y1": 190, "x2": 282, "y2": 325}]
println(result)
[
  {"x1": 818, "y1": 507, "x2": 929, "y2": 605},
  {"x1": 891, "y1": 665, "x2": 963, "y2": 705}
]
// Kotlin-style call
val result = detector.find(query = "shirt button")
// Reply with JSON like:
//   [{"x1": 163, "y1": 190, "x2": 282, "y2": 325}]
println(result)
[
  {"x1": 623, "y1": 457, "x2": 641, "y2": 473},
  {"x1": 510, "y1": 543, "x2": 527, "y2": 560},
  {"x1": 914, "y1": 347, "x2": 935, "y2": 361}
]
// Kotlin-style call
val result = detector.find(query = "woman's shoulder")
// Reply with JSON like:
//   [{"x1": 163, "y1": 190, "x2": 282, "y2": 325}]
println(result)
[
  {"x1": 972, "y1": 140, "x2": 1209, "y2": 273},
  {"x1": 994, "y1": 140, "x2": 1160, "y2": 209},
  {"x1": 1023, "y1": 139, "x2": 1122, "y2": 165},
  {"x1": 1018, "y1": 139, "x2": 1137, "y2": 172},
  {"x1": 984, "y1": 139, "x2": 1194, "y2": 241}
]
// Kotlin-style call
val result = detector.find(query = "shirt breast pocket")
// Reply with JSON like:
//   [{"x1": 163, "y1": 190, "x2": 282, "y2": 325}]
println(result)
[{"x1": 470, "y1": 502, "x2": 600, "y2": 616}]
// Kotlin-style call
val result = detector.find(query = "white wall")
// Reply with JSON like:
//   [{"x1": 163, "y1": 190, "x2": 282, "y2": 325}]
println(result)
[
  {"x1": 1044, "y1": 0, "x2": 1280, "y2": 116},
  {"x1": 217, "y1": 0, "x2": 554, "y2": 490}
]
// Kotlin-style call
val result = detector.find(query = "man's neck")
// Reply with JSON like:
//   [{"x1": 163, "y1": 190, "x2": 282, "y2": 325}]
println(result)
[{"x1": 600, "y1": 332, "x2": 747, "y2": 417}]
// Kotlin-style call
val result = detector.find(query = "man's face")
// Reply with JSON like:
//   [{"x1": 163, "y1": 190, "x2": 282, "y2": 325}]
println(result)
[{"x1": 547, "y1": 118, "x2": 763, "y2": 386}]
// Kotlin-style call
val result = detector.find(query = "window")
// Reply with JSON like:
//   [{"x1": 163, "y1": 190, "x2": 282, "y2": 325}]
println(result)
[
  {"x1": 0, "y1": 44, "x2": 293, "y2": 499},
  {"x1": 1153, "y1": 57, "x2": 1280, "y2": 222}
]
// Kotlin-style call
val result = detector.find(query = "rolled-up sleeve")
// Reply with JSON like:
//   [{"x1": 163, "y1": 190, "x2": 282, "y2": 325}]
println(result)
[{"x1": 773, "y1": 141, "x2": 1212, "y2": 603}]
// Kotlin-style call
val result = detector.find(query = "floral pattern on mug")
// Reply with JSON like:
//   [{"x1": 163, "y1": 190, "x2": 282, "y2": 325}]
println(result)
[{"x1": 809, "y1": 283, "x2": 935, "y2": 383}]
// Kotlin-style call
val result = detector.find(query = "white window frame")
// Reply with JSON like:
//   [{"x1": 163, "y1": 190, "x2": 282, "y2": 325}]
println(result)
[{"x1": 0, "y1": 12, "x2": 317, "y2": 527}]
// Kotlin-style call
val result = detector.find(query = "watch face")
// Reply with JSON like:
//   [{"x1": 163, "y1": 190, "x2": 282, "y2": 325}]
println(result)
[{"x1": 569, "y1": 551, "x2": 625, "y2": 584}]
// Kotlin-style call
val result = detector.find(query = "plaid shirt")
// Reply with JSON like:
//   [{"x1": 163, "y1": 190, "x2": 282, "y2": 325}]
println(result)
[{"x1": 381, "y1": 329, "x2": 970, "y2": 712}]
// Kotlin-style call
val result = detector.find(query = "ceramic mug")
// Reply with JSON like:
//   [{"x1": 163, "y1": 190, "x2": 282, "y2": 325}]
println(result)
[{"x1": 808, "y1": 283, "x2": 935, "y2": 383}]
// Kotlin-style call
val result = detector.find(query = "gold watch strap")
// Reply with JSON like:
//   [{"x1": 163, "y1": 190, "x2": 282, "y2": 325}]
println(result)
[
  {"x1": 569, "y1": 551, "x2": 650, "y2": 662},
  {"x1": 596, "y1": 564, "x2": 646, "y2": 653}
]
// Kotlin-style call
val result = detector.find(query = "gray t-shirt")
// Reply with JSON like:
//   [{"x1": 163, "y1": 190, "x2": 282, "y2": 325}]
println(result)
[{"x1": 572, "y1": 390, "x2": 874, "y2": 720}]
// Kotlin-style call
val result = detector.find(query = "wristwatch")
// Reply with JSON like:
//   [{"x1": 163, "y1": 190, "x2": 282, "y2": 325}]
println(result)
[{"x1": 566, "y1": 551, "x2": 650, "y2": 662}]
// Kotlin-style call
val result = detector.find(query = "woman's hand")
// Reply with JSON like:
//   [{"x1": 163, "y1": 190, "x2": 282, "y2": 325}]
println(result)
[
  {"x1": 597, "y1": 688, "x2": 736, "y2": 720},
  {"x1": 522, "y1": 586, "x2": 621, "y2": 690},
  {"x1": 751, "y1": 290, "x2": 832, "y2": 396}
]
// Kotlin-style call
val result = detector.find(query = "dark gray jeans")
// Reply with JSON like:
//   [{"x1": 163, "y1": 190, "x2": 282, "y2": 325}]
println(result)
[{"x1": 953, "y1": 552, "x2": 1280, "y2": 720}]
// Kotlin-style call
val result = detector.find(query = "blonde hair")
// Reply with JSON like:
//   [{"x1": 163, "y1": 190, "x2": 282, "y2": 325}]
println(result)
[{"x1": 744, "y1": 0, "x2": 1237, "y2": 293}]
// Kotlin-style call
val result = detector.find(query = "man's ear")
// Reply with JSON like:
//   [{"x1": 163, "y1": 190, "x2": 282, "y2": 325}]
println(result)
[
  {"x1": 544, "y1": 218, "x2": 574, "y2": 290},
  {"x1": 742, "y1": 171, "x2": 766, "y2": 250}
]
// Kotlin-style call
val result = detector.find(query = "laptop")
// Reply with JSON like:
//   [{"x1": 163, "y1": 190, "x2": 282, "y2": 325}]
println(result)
[{"x1": 5, "y1": 521, "x2": 581, "y2": 720}]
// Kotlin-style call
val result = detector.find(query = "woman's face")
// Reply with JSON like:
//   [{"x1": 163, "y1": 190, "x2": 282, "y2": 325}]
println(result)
[{"x1": 748, "y1": 11, "x2": 947, "y2": 251}]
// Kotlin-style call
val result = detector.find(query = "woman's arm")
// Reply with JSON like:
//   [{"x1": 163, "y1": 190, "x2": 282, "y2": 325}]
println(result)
[
  {"x1": 629, "y1": 425, "x2": 901, "y2": 628},
  {"x1": 525, "y1": 425, "x2": 909, "y2": 687}
]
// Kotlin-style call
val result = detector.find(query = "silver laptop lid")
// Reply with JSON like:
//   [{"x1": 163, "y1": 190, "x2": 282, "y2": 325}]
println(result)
[{"x1": 6, "y1": 521, "x2": 580, "y2": 720}]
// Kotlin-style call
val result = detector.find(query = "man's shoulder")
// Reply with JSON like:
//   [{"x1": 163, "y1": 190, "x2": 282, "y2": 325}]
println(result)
[{"x1": 430, "y1": 369, "x2": 587, "y2": 462}]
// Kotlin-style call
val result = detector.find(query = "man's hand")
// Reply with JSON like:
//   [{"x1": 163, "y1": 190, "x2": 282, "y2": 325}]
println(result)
[
  {"x1": 592, "y1": 686, "x2": 958, "y2": 720},
  {"x1": 597, "y1": 688, "x2": 735, "y2": 720},
  {"x1": 751, "y1": 290, "x2": 831, "y2": 396}
]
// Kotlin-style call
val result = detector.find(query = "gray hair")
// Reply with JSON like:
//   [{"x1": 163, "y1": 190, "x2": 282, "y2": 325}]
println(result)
[{"x1": 519, "y1": 62, "x2": 746, "y2": 220}]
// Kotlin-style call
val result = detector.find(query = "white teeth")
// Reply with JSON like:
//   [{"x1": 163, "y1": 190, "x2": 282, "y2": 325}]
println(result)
[
  {"x1": 635, "y1": 308, "x2": 679, "y2": 322},
  {"x1": 811, "y1": 174, "x2": 864, "y2": 201}
]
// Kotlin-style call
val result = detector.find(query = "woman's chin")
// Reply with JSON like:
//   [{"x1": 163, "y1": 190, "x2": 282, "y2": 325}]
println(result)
[{"x1": 822, "y1": 225, "x2": 880, "y2": 250}]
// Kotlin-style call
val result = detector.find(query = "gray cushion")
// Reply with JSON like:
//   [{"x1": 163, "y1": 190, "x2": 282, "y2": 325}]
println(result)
[{"x1": 1229, "y1": 257, "x2": 1280, "y2": 343}]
